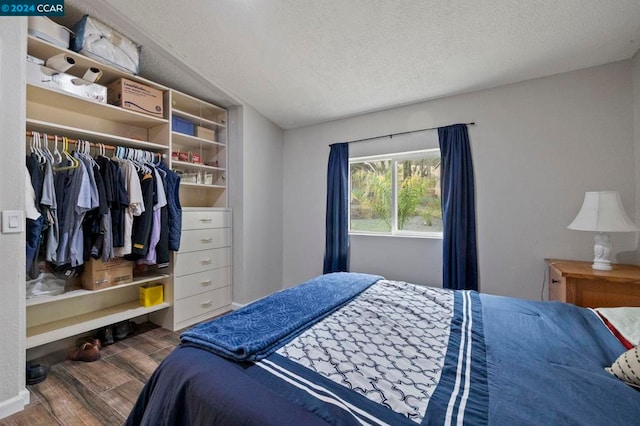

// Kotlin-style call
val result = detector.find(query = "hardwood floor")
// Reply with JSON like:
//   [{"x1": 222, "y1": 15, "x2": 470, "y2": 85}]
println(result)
[{"x1": 1, "y1": 323, "x2": 180, "y2": 426}]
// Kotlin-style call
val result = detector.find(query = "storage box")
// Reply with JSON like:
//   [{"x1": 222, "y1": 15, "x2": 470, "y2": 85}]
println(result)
[
  {"x1": 202, "y1": 172, "x2": 214, "y2": 185},
  {"x1": 72, "y1": 15, "x2": 140, "y2": 75},
  {"x1": 196, "y1": 126, "x2": 216, "y2": 141},
  {"x1": 140, "y1": 283, "x2": 163, "y2": 307},
  {"x1": 190, "y1": 153, "x2": 201, "y2": 164},
  {"x1": 178, "y1": 151, "x2": 189, "y2": 162},
  {"x1": 81, "y1": 258, "x2": 134, "y2": 290},
  {"x1": 172, "y1": 116, "x2": 195, "y2": 135},
  {"x1": 28, "y1": 16, "x2": 72, "y2": 49},
  {"x1": 26, "y1": 60, "x2": 107, "y2": 103},
  {"x1": 181, "y1": 172, "x2": 200, "y2": 184},
  {"x1": 107, "y1": 78, "x2": 164, "y2": 117}
]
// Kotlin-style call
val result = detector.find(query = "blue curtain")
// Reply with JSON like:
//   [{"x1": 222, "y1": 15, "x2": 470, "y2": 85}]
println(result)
[
  {"x1": 323, "y1": 143, "x2": 349, "y2": 274},
  {"x1": 438, "y1": 124, "x2": 478, "y2": 291}
]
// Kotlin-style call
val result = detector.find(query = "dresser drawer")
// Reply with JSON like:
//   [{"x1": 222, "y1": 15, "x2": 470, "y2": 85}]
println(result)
[
  {"x1": 182, "y1": 210, "x2": 231, "y2": 230},
  {"x1": 548, "y1": 264, "x2": 566, "y2": 302},
  {"x1": 180, "y1": 228, "x2": 231, "y2": 253},
  {"x1": 174, "y1": 247, "x2": 231, "y2": 277},
  {"x1": 174, "y1": 286, "x2": 232, "y2": 324},
  {"x1": 174, "y1": 267, "x2": 231, "y2": 300}
]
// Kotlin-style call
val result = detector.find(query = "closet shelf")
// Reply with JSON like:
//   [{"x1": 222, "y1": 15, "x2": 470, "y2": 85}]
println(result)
[
  {"x1": 27, "y1": 84, "x2": 168, "y2": 128},
  {"x1": 26, "y1": 119, "x2": 170, "y2": 152},
  {"x1": 26, "y1": 272, "x2": 171, "y2": 307},
  {"x1": 171, "y1": 160, "x2": 225, "y2": 173},
  {"x1": 181, "y1": 182, "x2": 226, "y2": 190},
  {"x1": 27, "y1": 35, "x2": 168, "y2": 91},
  {"x1": 171, "y1": 90, "x2": 227, "y2": 113},
  {"x1": 172, "y1": 131, "x2": 226, "y2": 149},
  {"x1": 26, "y1": 301, "x2": 170, "y2": 349},
  {"x1": 173, "y1": 109, "x2": 226, "y2": 129}
]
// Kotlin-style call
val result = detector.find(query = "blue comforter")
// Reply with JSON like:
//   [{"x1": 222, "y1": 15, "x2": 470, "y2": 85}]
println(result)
[
  {"x1": 127, "y1": 276, "x2": 640, "y2": 425},
  {"x1": 181, "y1": 272, "x2": 382, "y2": 361}
]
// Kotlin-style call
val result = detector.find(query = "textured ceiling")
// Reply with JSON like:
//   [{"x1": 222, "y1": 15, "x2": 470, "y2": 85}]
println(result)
[{"x1": 62, "y1": 1, "x2": 640, "y2": 129}]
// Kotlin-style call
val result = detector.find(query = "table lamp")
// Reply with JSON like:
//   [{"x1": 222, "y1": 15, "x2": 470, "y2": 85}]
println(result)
[{"x1": 567, "y1": 191, "x2": 639, "y2": 271}]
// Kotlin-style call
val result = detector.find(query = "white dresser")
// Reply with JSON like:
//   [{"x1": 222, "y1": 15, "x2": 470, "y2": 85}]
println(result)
[{"x1": 151, "y1": 208, "x2": 232, "y2": 331}]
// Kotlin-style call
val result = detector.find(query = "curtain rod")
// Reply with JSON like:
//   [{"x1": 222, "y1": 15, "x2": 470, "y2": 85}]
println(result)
[{"x1": 336, "y1": 122, "x2": 476, "y2": 145}]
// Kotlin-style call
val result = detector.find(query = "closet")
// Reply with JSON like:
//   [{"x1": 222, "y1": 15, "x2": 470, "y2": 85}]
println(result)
[{"x1": 25, "y1": 34, "x2": 232, "y2": 350}]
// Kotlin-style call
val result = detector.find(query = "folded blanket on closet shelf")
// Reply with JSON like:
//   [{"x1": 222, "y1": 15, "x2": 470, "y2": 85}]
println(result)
[{"x1": 180, "y1": 272, "x2": 382, "y2": 361}]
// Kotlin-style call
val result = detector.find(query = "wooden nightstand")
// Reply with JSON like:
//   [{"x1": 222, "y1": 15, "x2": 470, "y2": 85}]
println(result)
[{"x1": 546, "y1": 259, "x2": 640, "y2": 308}]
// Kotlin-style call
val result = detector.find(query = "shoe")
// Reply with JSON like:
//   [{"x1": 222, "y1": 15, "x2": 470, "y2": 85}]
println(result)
[
  {"x1": 68, "y1": 342, "x2": 100, "y2": 362},
  {"x1": 26, "y1": 363, "x2": 48, "y2": 385},
  {"x1": 76, "y1": 336, "x2": 102, "y2": 350},
  {"x1": 97, "y1": 326, "x2": 114, "y2": 346},
  {"x1": 114, "y1": 320, "x2": 135, "y2": 340}
]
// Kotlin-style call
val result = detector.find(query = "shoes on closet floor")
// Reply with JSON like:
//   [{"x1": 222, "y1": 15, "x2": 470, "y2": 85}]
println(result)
[
  {"x1": 68, "y1": 342, "x2": 100, "y2": 362},
  {"x1": 76, "y1": 336, "x2": 102, "y2": 350},
  {"x1": 97, "y1": 326, "x2": 114, "y2": 346},
  {"x1": 26, "y1": 363, "x2": 49, "y2": 385},
  {"x1": 114, "y1": 320, "x2": 135, "y2": 340}
]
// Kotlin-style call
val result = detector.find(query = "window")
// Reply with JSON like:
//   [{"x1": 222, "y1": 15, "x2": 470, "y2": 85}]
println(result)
[{"x1": 349, "y1": 149, "x2": 442, "y2": 237}]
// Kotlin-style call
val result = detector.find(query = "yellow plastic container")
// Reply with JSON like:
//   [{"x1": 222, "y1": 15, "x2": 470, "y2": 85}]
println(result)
[{"x1": 140, "y1": 283, "x2": 163, "y2": 307}]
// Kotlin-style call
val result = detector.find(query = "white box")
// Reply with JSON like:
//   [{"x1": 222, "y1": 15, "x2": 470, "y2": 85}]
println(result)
[
  {"x1": 28, "y1": 17, "x2": 72, "y2": 49},
  {"x1": 26, "y1": 60, "x2": 107, "y2": 103}
]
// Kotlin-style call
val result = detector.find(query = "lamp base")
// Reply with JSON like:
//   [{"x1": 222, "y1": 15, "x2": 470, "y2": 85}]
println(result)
[
  {"x1": 591, "y1": 260, "x2": 612, "y2": 271},
  {"x1": 592, "y1": 232, "x2": 613, "y2": 271}
]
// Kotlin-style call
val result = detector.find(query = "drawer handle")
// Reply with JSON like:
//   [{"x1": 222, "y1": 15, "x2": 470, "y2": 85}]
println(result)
[
  {"x1": 551, "y1": 279, "x2": 559, "y2": 284},
  {"x1": 201, "y1": 259, "x2": 213, "y2": 265},
  {"x1": 200, "y1": 280, "x2": 213, "y2": 286},
  {"x1": 200, "y1": 218, "x2": 213, "y2": 223},
  {"x1": 200, "y1": 238, "x2": 213, "y2": 243},
  {"x1": 201, "y1": 300, "x2": 212, "y2": 308}
]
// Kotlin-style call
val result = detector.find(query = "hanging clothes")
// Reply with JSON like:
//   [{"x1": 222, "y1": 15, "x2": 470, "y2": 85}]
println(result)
[
  {"x1": 138, "y1": 166, "x2": 168, "y2": 266},
  {"x1": 54, "y1": 154, "x2": 91, "y2": 267},
  {"x1": 158, "y1": 161, "x2": 182, "y2": 252},
  {"x1": 126, "y1": 170, "x2": 155, "y2": 260},
  {"x1": 25, "y1": 167, "x2": 43, "y2": 279},
  {"x1": 43, "y1": 160, "x2": 59, "y2": 263},
  {"x1": 112, "y1": 157, "x2": 144, "y2": 257}
]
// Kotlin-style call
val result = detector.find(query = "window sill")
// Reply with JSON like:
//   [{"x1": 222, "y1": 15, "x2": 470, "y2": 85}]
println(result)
[{"x1": 349, "y1": 232, "x2": 443, "y2": 240}]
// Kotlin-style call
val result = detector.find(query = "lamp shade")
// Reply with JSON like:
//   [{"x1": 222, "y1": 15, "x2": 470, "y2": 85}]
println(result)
[{"x1": 567, "y1": 191, "x2": 639, "y2": 232}]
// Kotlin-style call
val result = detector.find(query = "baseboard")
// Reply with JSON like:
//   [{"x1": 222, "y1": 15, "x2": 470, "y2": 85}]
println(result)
[
  {"x1": 0, "y1": 389, "x2": 30, "y2": 420},
  {"x1": 231, "y1": 302, "x2": 244, "y2": 310}
]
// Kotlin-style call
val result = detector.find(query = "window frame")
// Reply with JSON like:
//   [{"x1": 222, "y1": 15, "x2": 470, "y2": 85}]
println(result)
[{"x1": 348, "y1": 148, "x2": 443, "y2": 239}]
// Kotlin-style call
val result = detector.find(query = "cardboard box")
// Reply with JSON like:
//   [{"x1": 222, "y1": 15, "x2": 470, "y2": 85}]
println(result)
[
  {"x1": 27, "y1": 60, "x2": 107, "y2": 103},
  {"x1": 81, "y1": 258, "x2": 134, "y2": 290},
  {"x1": 196, "y1": 126, "x2": 216, "y2": 141},
  {"x1": 107, "y1": 78, "x2": 163, "y2": 117},
  {"x1": 190, "y1": 153, "x2": 201, "y2": 164},
  {"x1": 140, "y1": 283, "x2": 163, "y2": 307}
]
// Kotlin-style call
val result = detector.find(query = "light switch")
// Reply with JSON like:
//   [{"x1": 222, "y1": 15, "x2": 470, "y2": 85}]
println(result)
[{"x1": 2, "y1": 210, "x2": 24, "y2": 234}]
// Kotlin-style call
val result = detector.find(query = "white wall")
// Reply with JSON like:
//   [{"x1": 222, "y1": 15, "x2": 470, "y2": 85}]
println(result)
[
  {"x1": 634, "y1": 51, "x2": 640, "y2": 235},
  {"x1": 0, "y1": 18, "x2": 28, "y2": 419},
  {"x1": 283, "y1": 61, "x2": 637, "y2": 300},
  {"x1": 231, "y1": 105, "x2": 284, "y2": 305}
]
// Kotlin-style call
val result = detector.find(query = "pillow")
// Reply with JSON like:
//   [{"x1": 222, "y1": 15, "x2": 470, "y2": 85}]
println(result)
[
  {"x1": 595, "y1": 307, "x2": 640, "y2": 349},
  {"x1": 606, "y1": 345, "x2": 640, "y2": 389}
]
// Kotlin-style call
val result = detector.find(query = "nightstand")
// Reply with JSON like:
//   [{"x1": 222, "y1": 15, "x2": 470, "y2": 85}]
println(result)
[{"x1": 546, "y1": 259, "x2": 640, "y2": 308}]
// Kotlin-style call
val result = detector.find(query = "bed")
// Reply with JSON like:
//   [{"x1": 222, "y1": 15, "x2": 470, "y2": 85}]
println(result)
[{"x1": 126, "y1": 272, "x2": 640, "y2": 425}]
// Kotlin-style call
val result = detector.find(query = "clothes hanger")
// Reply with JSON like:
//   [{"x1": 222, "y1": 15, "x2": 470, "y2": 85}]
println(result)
[
  {"x1": 52, "y1": 135, "x2": 63, "y2": 165},
  {"x1": 30, "y1": 131, "x2": 46, "y2": 164},
  {"x1": 41, "y1": 133, "x2": 55, "y2": 164},
  {"x1": 54, "y1": 137, "x2": 79, "y2": 171}
]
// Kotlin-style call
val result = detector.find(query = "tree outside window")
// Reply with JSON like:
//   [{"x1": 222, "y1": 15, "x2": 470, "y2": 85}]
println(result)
[{"x1": 349, "y1": 149, "x2": 442, "y2": 237}]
